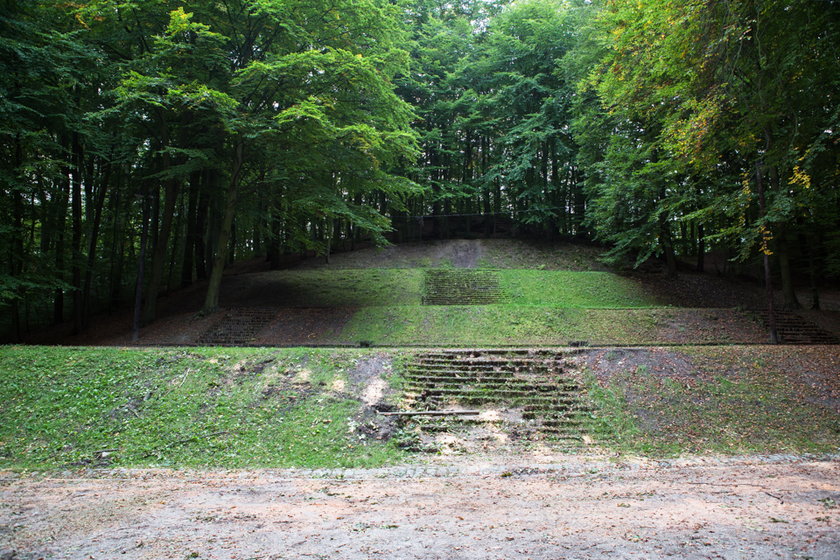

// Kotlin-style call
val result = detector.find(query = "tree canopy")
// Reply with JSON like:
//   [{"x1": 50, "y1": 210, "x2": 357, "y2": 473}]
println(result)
[{"x1": 2, "y1": 0, "x2": 838, "y2": 340}]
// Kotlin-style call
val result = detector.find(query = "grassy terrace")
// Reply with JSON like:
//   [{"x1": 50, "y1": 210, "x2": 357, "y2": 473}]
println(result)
[
  {"x1": 239, "y1": 268, "x2": 661, "y2": 308},
  {"x1": 341, "y1": 307, "x2": 715, "y2": 346},
  {"x1": 1, "y1": 345, "x2": 838, "y2": 470}
]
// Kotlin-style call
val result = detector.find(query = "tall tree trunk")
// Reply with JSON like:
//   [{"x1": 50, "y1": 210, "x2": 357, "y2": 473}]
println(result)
[
  {"x1": 9, "y1": 133, "x2": 25, "y2": 341},
  {"x1": 53, "y1": 166, "x2": 70, "y2": 324},
  {"x1": 108, "y1": 172, "x2": 126, "y2": 310},
  {"x1": 778, "y1": 231, "x2": 800, "y2": 310},
  {"x1": 755, "y1": 161, "x2": 778, "y2": 344},
  {"x1": 195, "y1": 173, "x2": 210, "y2": 279},
  {"x1": 807, "y1": 232, "x2": 821, "y2": 310},
  {"x1": 167, "y1": 193, "x2": 186, "y2": 292},
  {"x1": 132, "y1": 190, "x2": 151, "y2": 342},
  {"x1": 70, "y1": 132, "x2": 84, "y2": 334},
  {"x1": 81, "y1": 162, "x2": 110, "y2": 328},
  {"x1": 142, "y1": 176, "x2": 179, "y2": 325},
  {"x1": 658, "y1": 214, "x2": 677, "y2": 276},
  {"x1": 203, "y1": 140, "x2": 244, "y2": 313},
  {"x1": 181, "y1": 173, "x2": 200, "y2": 287},
  {"x1": 696, "y1": 223, "x2": 705, "y2": 273}
]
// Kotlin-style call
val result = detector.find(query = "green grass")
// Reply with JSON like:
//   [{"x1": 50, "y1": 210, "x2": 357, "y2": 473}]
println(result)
[
  {"x1": 1, "y1": 345, "x2": 837, "y2": 469},
  {"x1": 582, "y1": 348, "x2": 840, "y2": 456},
  {"x1": 242, "y1": 268, "x2": 659, "y2": 308},
  {"x1": 498, "y1": 270, "x2": 661, "y2": 307},
  {"x1": 477, "y1": 239, "x2": 605, "y2": 270},
  {"x1": 0, "y1": 346, "x2": 404, "y2": 470},
  {"x1": 342, "y1": 306, "x2": 671, "y2": 346}
]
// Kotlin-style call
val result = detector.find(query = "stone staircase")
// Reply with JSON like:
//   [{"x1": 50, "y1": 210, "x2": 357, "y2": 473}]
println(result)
[
  {"x1": 198, "y1": 307, "x2": 277, "y2": 345},
  {"x1": 398, "y1": 349, "x2": 591, "y2": 445},
  {"x1": 422, "y1": 270, "x2": 503, "y2": 305},
  {"x1": 758, "y1": 310, "x2": 839, "y2": 345}
]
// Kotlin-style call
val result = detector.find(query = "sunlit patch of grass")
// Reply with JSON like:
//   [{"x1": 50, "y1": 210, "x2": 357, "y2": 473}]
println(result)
[
  {"x1": 498, "y1": 270, "x2": 662, "y2": 307},
  {"x1": 343, "y1": 307, "x2": 675, "y2": 346}
]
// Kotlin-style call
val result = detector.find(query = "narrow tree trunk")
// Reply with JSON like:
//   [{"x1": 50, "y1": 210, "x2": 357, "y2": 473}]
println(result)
[
  {"x1": 203, "y1": 140, "x2": 244, "y2": 313},
  {"x1": 755, "y1": 161, "x2": 778, "y2": 344},
  {"x1": 696, "y1": 223, "x2": 705, "y2": 273},
  {"x1": 70, "y1": 132, "x2": 84, "y2": 334},
  {"x1": 9, "y1": 134, "x2": 25, "y2": 341},
  {"x1": 778, "y1": 232, "x2": 800, "y2": 310},
  {"x1": 108, "y1": 173, "x2": 126, "y2": 310},
  {"x1": 53, "y1": 167, "x2": 70, "y2": 324},
  {"x1": 81, "y1": 162, "x2": 110, "y2": 328},
  {"x1": 195, "y1": 175, "x2": 210, "y2": 279},
  {"x1": 807, "y1": 232, "x2": 821, "y2": 310},
  {"x1": 132, "y1": 191, "x2": 151, "y2": 342},
  {"x1": 142, "y1": 177, "x2": 179, "y2": 324},
  {"x1": 167, "y1": 193, "x2": 186, "y2": 291},
  {"x1": 659, "y1": 218, "x2": 678, "y2": 276},
  {"x1": 181, "y1": 174, "x2": 200, "y2": 287}
]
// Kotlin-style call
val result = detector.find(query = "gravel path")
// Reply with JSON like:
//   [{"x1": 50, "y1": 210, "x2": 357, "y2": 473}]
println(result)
[{"x1": 2, "y1": 455, "x2": 839, "y2": 559}]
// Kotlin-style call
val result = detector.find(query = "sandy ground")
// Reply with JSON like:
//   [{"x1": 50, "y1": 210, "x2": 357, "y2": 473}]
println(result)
[{"x1": 2, "y1": 455, "x2": 839, "y2": 560}]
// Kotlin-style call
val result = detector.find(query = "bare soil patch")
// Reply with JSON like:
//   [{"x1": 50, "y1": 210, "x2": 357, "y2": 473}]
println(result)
[{"x1": 2, "y1": 457, "x2": 838, "y2": 559}]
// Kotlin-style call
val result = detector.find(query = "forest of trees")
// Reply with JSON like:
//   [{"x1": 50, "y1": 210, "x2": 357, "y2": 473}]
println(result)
[{"x1": 2, "y1": 0, "x2": 838, "y2": 340}]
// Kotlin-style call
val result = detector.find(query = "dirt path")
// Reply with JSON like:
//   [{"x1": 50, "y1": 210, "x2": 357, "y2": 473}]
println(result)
[{"x1": 2, "y1": 456, "x2": 838, "y2": 559}]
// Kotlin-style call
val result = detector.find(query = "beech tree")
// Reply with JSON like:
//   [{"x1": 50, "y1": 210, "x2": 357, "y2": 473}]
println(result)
[{"x1": 2, "y1": 0, "x2": 838, "y2": 341}]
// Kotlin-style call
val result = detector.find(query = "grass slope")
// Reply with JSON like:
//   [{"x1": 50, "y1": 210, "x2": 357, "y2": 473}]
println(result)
[
  {"x1": 498, "y1": 270, "x2": 660, "y2": 307},
  {"x1": 0, "y1": 346, "x2": 403, "y2": 470},
  {"x1": 583, "y1": 346, "x2": 840, "y2": 456},
  {"x1": 2, "y1": 346, "x2": 837, "y2": 471},
  {"x1": 231, "y1": 269, "x2": 659, "y2": 308},
  {"x1": 340, "y1": 307, "x2": 760, "y2": 346}
]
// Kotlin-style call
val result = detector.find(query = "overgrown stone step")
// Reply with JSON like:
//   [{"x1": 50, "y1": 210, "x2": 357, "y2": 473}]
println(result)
[
  {"x1": 758, "y1": 310, "x2": 840, "y2": 345},
  {"x1": 410, "y1": 400, "x2": 583, "y2": 413},
  {"x1": 408, "y1": 362, "x2": 565, "y2": 372},
  {"x1": 403, "y1": 386, "x2": 578, "y2": 398},
  {"x1": 408, "y1": 363, "x2": 565, "y2": 373},
  {"x1": 413, "y1": 403, "x2": 573, "y2": 414},
  {"x1": 523, "y1": 405, "x2": 591, "y2": 415},
  {"x1": 415, "y1": 352, "x2": 565, "y2": 364},
  {"x1": 416, "y1": 348, "x2": 572, "y2": 356},
  {"x1": 541, "y1": 418, "x2": 585, "y2": 427},
  {"x1": 407, "y1": 371, "x2": 565, "y2": 381},
  {"x1": 400, "y1": 348, "x2": 591, "y2": 446},
  {"x1": 422, "y1": 269, "x2": 503, "y2": 305},
  {"x1": 405, "y1": 370, "x2": 578, "y2": 380},
  {"x1": 406, "y1": 377, "x2": 580, "y2": 393},
  {"x1": 406, "y1": 416, "x2": 583, "y2": 430},
  {"x1": 411, "y1": 357, "x2": 565, "y2": 365},
  {"x1": 404, "y1": 383, "x2": 583, "y2": 395}
]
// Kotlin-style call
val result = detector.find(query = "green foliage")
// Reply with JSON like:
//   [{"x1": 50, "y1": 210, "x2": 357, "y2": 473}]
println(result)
[
  {"x1": 3, "y1": 0, "x2": 840, "y2": 339},
  {"x1": 572, "y1": 0, "x2": 840, "y2": 273}
]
